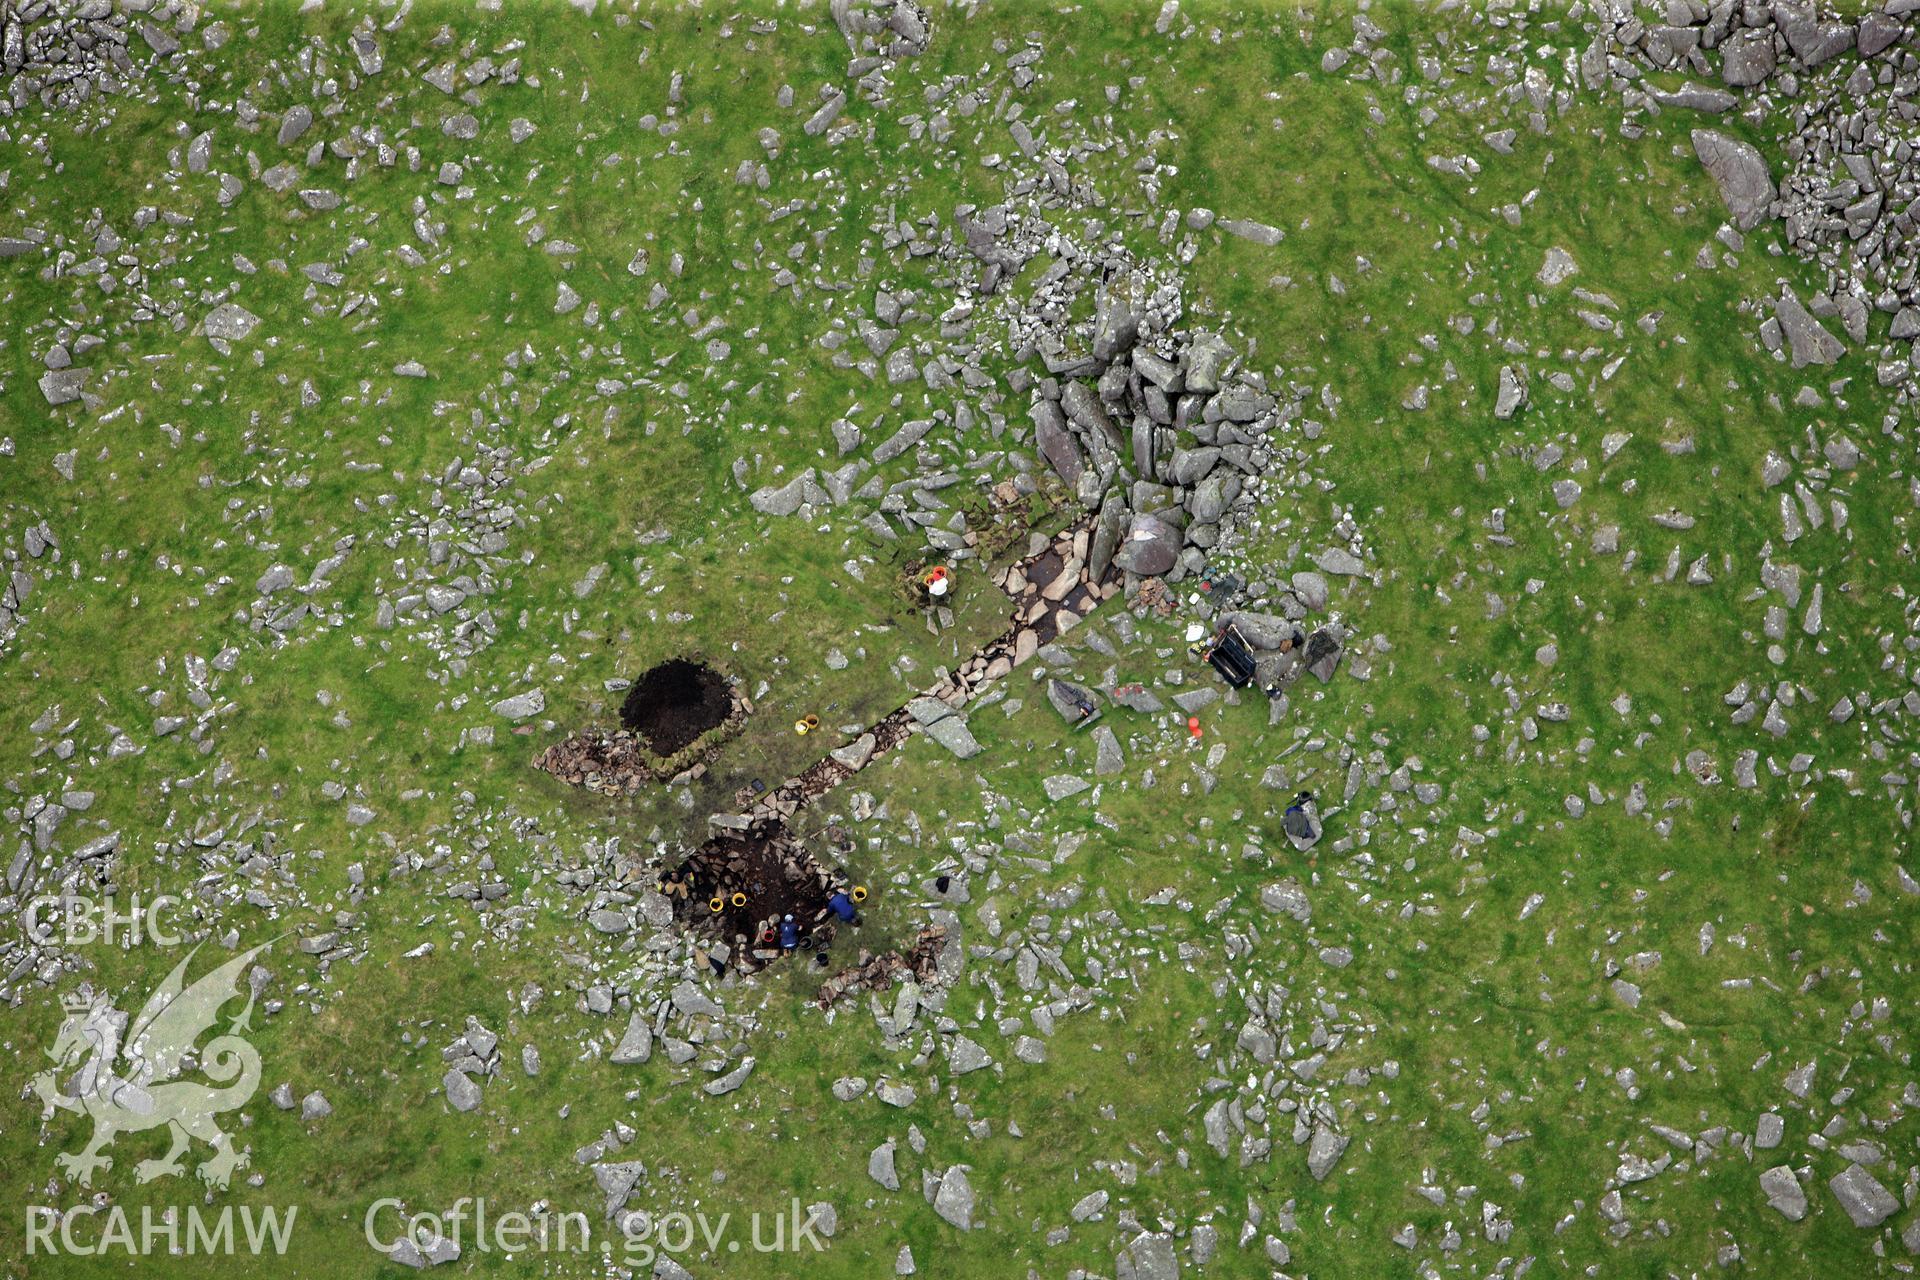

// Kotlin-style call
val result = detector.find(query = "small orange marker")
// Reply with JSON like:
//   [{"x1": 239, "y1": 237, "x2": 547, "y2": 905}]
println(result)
[{"x1": 1187, "y1": 716, "x2": 1202, "y2": 739}]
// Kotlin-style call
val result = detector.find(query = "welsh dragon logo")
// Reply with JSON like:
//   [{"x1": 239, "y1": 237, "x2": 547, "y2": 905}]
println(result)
[{"x1": 31, "y1": 941, "x2": 271, "y2": 1189}]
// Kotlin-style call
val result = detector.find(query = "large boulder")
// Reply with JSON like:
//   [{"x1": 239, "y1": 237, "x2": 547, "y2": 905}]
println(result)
[
  {"x1": 1774, "y1": 0, "x2": 1856, "y2": 66},
  {"x1": 492, "y1": 689, "x2": 545, "y2": 720},
  {"x1": 1169, "y1": 445, "x2": 1220, "y2": 487},
  {"x1": 1132, "y1": 416, "x2": 1159, "y2": 477},
  {"x1": 1221, "y1": 611, "x2": 1300, "y2": 651},
  {"x1": 277, "y1": 104, "x2": 313, "y2": 146},
  {"x1": 1183, "y1": 332, "x2": 1233, "y2": 393},
  {"x1": 1859, "y1": 12, "x2": 1905, "y2": 56},
  {"x1": 1115, "y1": 1231, "x2": 1180, "y2": 1280},
  {"x1": 1760, "y1": 1165, "x2": 1807, "y2": 1220},
  {"x1": 1774, "y1": 288, "x2": 1846, "y2": 367},
  {"x1": 1691, "y1": 130, "x2": 1776, "y2": 231},
  {"x1": 1304, "y1": 628, "x2": 1343, "y2": 682},
  {"x1": 610, "y1": 1010, "x2": 653, "y2": 1064},
  {"x1": 1290, "y1": 570, "x2": 1329, "y2": 610},
  {"x1": 38, "y1": 368, "x2": 89, "y2": 406},
  {"x1": 1046, "y1": 679, "x2": 1100, "y2": 722},
  {"x1": 1828, "y1": 1163, "x2": 1899, "y2": 1228},
  {"x1": 922, "y1": 716, "x2": 982, "y2": 759},
  {"x1": 1494, "y1": 364, "x2": 1527, "y2": 419},
  {"x1": 442, "y1": 1069, "x2": 482, "y2": 1112},
  {"x1": 1112, "y1": 513, "x2": 1181, "y2": 577},
  {"x1": 1653, "y1": 83, "x2": 1737, "y2": 113},
  {"x1": 749, "y1": 467, "x2": 817, "y2": 516},
  {"x1": 1031, "y1": 399, "x2": 1085, "y2": 488},
  {"x1": 1306, "y1": 1125, "x2": 1349, "y2": 1180},
  {"x1": 1316, "y1": 546, "x2": 1366, "y2": 577},
  {"x1": 1720, "y1": 28, "x2": 1775, "y2": 86},
  {"x1": 1185, "y1": 474, "x2": 1230, "y2": 523},
  {"x1": 1210, "y1": 384, "x2": 1274, "y2": 423},
  {"x1": 1089, "y1": 495, "x2": 1127, "y2": 583},
  {"x1": 931, "y1": 1166, "x2": 976, "y2": 1230},
  {"x1": 1092, "y1": 287, "x2": 1140, "y2": 364},
  {"x1": 1062, "y1": 381, "x2": 1123, "y2": 453}
]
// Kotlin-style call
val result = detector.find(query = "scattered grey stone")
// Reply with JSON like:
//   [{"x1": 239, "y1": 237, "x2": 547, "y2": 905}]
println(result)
[
  {"x1": 1828, "y1": 1163, "x2": 1899, "y2": 1228},
  {"x1": 38, "y1": 368, "x2": 89, "y2": 406},
  {"x1": 611, "y1": 1010, "x2": 653, "y2": 1064},
  {"x1": 931, "y1": 1165, "x2": 976, "y2": 1229},
  {"x1": 1306, "y1": 1125, "x2": 1349, "y2": 1180},
  {"x1": 492, "y1": 689, "x2": 545, "y2": 721},
  {"x1": 443, "y1": 1069, "x2": 482, "y2": 1112},
  {"x1": 203, "y1": 302, "x2": 262, "y2": 341},
  {"x1": 703, "y1": 1057, "x2": 756, "y2": 1095}
]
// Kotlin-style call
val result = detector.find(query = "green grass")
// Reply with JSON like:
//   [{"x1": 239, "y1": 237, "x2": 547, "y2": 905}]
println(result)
[{"x1": 1, "y1": 1, "x2": 1915, "y2": 1278}]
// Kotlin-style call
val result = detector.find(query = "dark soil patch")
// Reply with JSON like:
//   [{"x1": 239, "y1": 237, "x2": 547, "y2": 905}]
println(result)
[
  {"x1": 620, "y1": 658, "x2": 731, "y2": 756},
  {"x1": 661, "y1": 820, "x2": 838, "y2": 965}
]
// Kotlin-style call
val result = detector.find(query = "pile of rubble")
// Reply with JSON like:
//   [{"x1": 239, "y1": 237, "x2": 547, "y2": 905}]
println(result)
[
  {"x1": 815, "y1": 925, "x2": 948, "y2": 1010},
  {"x1": 2, "y1": 0, "x2": 177, "y2": 115},
  {"x1": 533, "y1": 729, "x2": 666, "y2": 795},
  {"x1": 830, "y1": 0, "x2": 931, "y2": 64},
  {"x1": 534, "y1": 688, "x2": 748, "y2": 795},
  {"x1": 1026, "y1": 293, "x2": 1304, "y2": 593}
]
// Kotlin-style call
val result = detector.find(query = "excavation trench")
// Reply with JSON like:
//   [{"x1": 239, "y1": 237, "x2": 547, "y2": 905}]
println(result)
[
  {"x1": 658, "y1": 819, "x2": 843, "y2": 970},
  {"x1": 742, "y1": 514, "x2": 1118, "y2": 822}
]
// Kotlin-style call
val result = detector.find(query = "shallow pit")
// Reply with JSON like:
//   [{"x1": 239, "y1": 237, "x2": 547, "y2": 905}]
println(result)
[{"x1": 620, "y1": 658, "x2": 732, "y2": 757}]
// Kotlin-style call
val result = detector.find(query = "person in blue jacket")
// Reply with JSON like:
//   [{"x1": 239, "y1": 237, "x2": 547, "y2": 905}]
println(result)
[
  {"x1": 826, "y1": 889, "x2": 861, "y2": 927},
  {"x1": 778, "y1": 914, "x2": 799, "y2": 950}
]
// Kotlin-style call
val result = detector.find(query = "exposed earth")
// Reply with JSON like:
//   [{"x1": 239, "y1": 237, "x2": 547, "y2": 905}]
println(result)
[
  {"x1": 620, "y1": 659, "x2": 734, "y2": 757},
  {"x1": 661, "y1": 820, "x2": 838, "y2": 963},
  {"x1": 3, "y1": 2, "x2": 1919, "y2": 1279}
]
